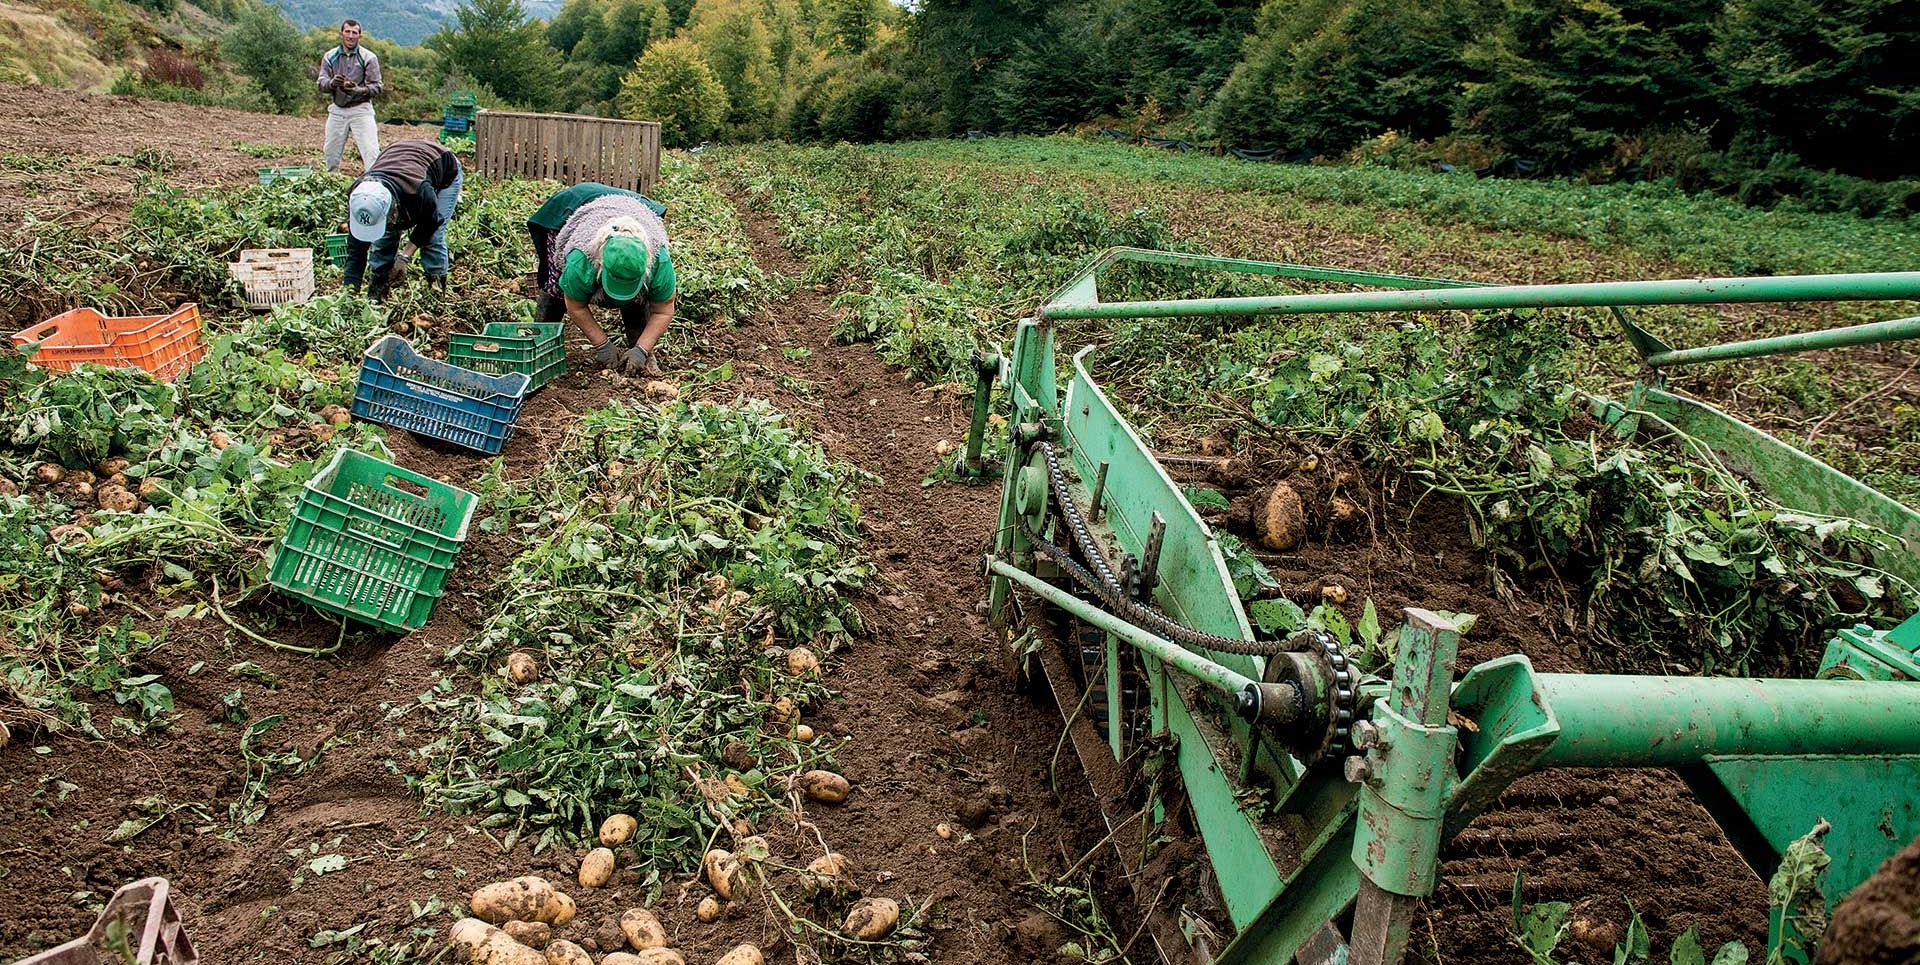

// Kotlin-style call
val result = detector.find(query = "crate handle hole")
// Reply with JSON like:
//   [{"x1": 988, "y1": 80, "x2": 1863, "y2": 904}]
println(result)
[{"x1": 385, "y1": 476, "x2": 431, "y2": 499}]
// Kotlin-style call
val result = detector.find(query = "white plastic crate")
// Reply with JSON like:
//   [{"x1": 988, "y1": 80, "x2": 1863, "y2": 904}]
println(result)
[{"x1": 230, "y1": 248, "x2": 316, "y2": 310}]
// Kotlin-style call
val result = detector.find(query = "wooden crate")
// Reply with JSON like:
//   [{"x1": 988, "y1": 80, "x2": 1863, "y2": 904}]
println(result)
[{"x1": 473, "y1": 110, "x2": 662, "y2": 195}]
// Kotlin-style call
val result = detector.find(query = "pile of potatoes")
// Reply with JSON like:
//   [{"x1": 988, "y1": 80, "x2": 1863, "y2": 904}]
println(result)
[{"x1": 448, "y1": 872, "x2": 763, "y2": 965}]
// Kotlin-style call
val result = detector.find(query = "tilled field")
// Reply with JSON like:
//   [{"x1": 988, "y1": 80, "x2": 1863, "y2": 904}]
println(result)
[{"x1": 0, "y1": 86, "x2": 1908, "y2": 965}]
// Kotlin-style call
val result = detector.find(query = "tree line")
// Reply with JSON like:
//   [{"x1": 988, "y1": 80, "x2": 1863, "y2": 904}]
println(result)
[{"x1": 211, "y1": 0, "x2": 1917, "y2": 214}]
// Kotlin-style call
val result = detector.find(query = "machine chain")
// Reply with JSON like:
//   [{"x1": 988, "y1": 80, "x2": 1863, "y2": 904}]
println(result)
[{"x1": 1014, "y1": 441, "x2": 1360, "y2": 764}]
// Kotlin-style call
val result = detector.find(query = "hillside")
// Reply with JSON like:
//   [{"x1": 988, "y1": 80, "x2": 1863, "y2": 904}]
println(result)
[
  {"x1": 0, "y1": 0, "x2": 235, "y2": 90},
  {"x1": 273, "y1": 0, "x2": 561, "y2": 45}
]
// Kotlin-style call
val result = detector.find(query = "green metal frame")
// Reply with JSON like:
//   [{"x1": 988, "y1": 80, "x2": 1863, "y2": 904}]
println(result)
[{"x1": 982, "y1": 248, "x2": 1920, "y2": 965}]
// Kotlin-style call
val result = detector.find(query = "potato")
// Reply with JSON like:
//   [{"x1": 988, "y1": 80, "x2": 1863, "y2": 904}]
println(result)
[
  {"x1": 312, "y1": 424, "x2": 336, "y2": 444},
  {"x1": 695, "y1": 896, "x2": 721, "y2": 923},
  {"x1": 508, "y1": 651, "x2": 540, "y2": 685},
  {"x1": 1331, "y1": 496, "x2": 1359, "y2": 521},
  {"x1": 504, "y1": 920, "x2": 552, "y2": 948},
  {"x1": 1257, "y1": 482, "x2": 1305, "y2": 551},
  {"x1": 0, "y1": 476, "x2": 17, "y2": 497},
  {"x1": 138, "y1": 477, "x2": 165, "y2": 500},
  {"x1": 0, "y1": 720, "x2": 10, "y2": 750},
  {"x1": 539, "y1": 889, "x2": 576, "y2": 927},
  {"x1": 714, "y1": 946, "x2": 764, "y2": 965},
  {"x1": 96, "y1": 486, "x2": 139, "y2": 513},
  {"x1": 448, "y1": 917, "x2": 546, "y2": 965},
  {"x1": 619, "y1": 908, "x2": 667, "y2": 950},
  {"x1": 543, "y1": 940, "x2": 591, "y2": 965},
  {"x1": 703, "y1": 848, "x2": 742, "y2": 900},
  {"x1": 602, "y1": 955, "x2": 643, "y2": 965},
  {"x1": 630, "y1": 952, "x2": 684, "y2": 965},
  {"x1": 470, "y1": 877, "x2": 557, "y2": 925},
  {"x1": 1321, "y1": 584, "x2": 1349, "y2": 604},
  {"x1": 935, "y1": 823, "x2": 953, "y2": 840},
  {"x1": 793, "y1": 724, "x2": 815, "y2": 742},
  {"x1": 800, "y1": 769, "x2": 850, "y2": 804},
  {"x1": 35, "y1": 463, "x2": 65, "y2": 486},
  {"x1": 802, "y1": 852, "x2": 852, "y2": 897},
  {"x1": 97, "y1": 457, "x2": 130, "y2": 477},
  {"x1": 578, "y1": 847, "x2": 616, "y2": 888},
  {"x1": 47, "y1": 524, "x2": 91, "y2": 545},
  {"x1": 643, "y1": 380, "x2": 680, "y2": 401},
  {"x1": 844, "y1": 897, "x2": 900, "y2": 940},
  {"x1": 768, "y1": 696, "x2": 798, "y2": 725},
  {"x1": 784, "y1": 647, "x2": 819, "y2": 676},
  {"x1": 596, "y1": 813, "x2": 637, "y2": 847},
  {"x1": 209, "y1": 431, "x2": 231, "y2": 450},
  {"x1": 68, "y1": 470, "x2": 95, "y2": 488}
]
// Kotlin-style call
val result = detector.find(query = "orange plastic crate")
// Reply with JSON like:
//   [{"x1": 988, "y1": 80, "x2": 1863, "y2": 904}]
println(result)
[{"x1": 11, "y1": 304, "x2": 205, "y2": 381}]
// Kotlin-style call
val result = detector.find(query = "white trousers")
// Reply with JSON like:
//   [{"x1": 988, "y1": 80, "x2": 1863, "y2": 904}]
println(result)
[{"x1": 323, "y1": 103, "x2": 380, "y2": 172}]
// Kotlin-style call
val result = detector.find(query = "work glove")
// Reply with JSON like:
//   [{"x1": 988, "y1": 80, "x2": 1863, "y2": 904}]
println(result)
[
  {"x1": 425, "y1": 274, "x2": 447, "y2": 291},
  {"x1": 620, "y1": 345, "x2": 661, "y2": 378},
  {"x1": 366, "y1": 277, "x2": 391, "y2": 304},
  {"x1": 593, "y1": 340, "x2": 620, "y2": 369},
  {"x1": 329, "y1": 75, "x2": 346, "y2": 92},
  {"x1": 389, "y1": 252, "x2": 410, "y2": 285}
]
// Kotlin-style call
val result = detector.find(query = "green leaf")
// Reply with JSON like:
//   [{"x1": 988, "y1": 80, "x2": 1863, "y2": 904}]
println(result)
[
  {"x1": 1710, "y1": 942, "x2": 1749, "y2": 965},
  {"x1": 1671, "y1": 927, "x2": 1705, "y2": 965},
  {"x1": 1249, "y1": 597, "x2": 1306, "y2": 635},
  {"x1": 1614, "y1": 905, "x2": 1650, "y2": 964},
  {"x1": 307, "y1": 854, "x2": 348, "y2": 875},
  {"x1": 1357, "y1": 599, "x2": 1381, "y2": 650}
]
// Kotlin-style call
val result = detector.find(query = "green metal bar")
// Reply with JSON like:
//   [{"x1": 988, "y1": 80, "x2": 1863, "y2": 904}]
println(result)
[
  {"x1": 1533, "y1": 674, "x2": 1920, "y2": 768},
  {"x1": 1042, "y1": 272, "x2": 1920, "y2": 321},
  {"x1": 1088, "y1": 246, "x2": 1484, "y2": 291},
  {"x1": 1645, "y1": 315, "x2": 1920, "y2": 367},
  {"x1": 958, "y1": 351, "x2": 1001, "y2": 477},
  {"x1": 985, "y1": 556, "x2": 1257, "y2": 697}
]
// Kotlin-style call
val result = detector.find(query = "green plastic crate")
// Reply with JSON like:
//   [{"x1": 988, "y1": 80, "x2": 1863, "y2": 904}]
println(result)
[
  {"x1": 324, "y1": 233, "x2": 349, "y2": 270},
  {"x1": 446, "y1": 322, "x2": 567, "y2": 392},
  {"x1": 258, "y1": 165, "x2": 313, "y2": 185},
  {"x1": 268, "y1": 448, "x2": 478, "y2": 632}
]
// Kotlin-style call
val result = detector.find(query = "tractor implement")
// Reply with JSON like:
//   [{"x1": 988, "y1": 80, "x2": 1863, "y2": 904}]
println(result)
[{"x1": 975, "y1": 248, "x2": 1920, "y2": 965}]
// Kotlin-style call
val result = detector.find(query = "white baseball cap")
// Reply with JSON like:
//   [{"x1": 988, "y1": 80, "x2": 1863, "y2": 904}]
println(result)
[{"x1": 348, "y1": 181, "x2": 393, "y2": 243}]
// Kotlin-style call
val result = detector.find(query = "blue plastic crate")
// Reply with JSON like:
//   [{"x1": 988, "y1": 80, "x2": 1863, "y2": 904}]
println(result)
[
  {"x1": 442, "y1": 114, "x2": 472, "y2": 134},
  {"x1": 351, "y1": 335, "x2": 530, "y2": 455}
]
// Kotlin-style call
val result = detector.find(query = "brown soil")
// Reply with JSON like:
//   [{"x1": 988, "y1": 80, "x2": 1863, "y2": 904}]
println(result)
[
  {"x1": 0, "y1": 81, "x2": 430, "y2": 225},
  {"x1": 0, "y1": 85, "x2": 1089, "y2": 965},
  {"x1": 0, "y1": 83, "x2": 1854, "y2": 965},
  {"x1": 1820, "y1": 833, "x2": 1920, "y2": 965}
]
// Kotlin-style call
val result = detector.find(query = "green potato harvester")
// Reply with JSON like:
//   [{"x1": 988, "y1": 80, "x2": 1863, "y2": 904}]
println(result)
[{"x1": 968, "y1": 247, "x2": 1920, "y2": 965}]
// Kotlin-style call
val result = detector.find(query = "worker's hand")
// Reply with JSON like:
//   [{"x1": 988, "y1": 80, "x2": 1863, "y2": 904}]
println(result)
[
  {"x1": 389, "y1": 252, "x2": 409, "y2": 285},
  {"x1": 619, "y1": 345, "x2": 659, "y2": 377},
  {"x1": 329, "y1": 75, "x2": 346, "y2": 91}
]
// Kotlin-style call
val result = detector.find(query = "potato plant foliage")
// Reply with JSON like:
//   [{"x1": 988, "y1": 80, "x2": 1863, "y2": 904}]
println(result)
[
  {"x1": 415, "y1": 397, "x2": 872, "y2": 877},
  {"x1": 711, "y1": 141, "x2": 1917, "y2": 679}
]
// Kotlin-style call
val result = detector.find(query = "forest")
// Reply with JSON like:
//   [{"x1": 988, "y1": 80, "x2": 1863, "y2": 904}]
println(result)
[{"x1": 98, "y1": 0, "x2": 1917, "y2": 215}]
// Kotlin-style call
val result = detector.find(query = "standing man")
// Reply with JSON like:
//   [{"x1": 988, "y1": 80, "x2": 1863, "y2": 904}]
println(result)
[{"x1": 317, "y1": 19, "x2": 382, "y2": 173}]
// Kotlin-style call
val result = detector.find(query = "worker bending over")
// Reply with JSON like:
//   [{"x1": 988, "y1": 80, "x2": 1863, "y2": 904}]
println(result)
[
  {"x1": 343, "y1": 139, "x2": 462, "y2": 302},
  {"x1": 526, "y1": 182, "x2": 676, "y2": 376}
]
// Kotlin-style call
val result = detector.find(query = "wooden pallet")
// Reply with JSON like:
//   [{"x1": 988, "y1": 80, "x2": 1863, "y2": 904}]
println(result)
[{"x1": 473, "y1": 110, "x2": 661, "y2": 194}]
